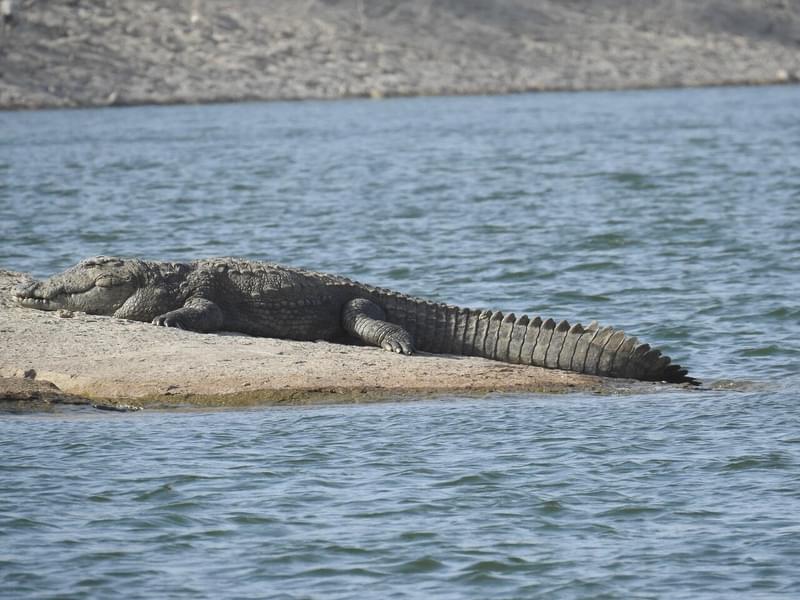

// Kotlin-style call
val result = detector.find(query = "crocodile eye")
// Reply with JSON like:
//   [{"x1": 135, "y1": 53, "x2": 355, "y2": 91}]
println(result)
[{"x1": 95, "y1": 275, "x2": 115, "y2": 288}]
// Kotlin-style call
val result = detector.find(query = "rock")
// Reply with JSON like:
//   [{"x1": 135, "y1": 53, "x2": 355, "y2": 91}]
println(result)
[
  {"x1": 0, "y1": 376, "x2": 142, "y2": 411},
  {"x1": 1, "y1": 1, "x2": 799, "y2": 109}
]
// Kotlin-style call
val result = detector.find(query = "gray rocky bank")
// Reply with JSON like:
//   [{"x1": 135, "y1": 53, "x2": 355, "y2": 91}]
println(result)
[{"x1": 1, "y1": 0, "x2": 799, "y2": 109}]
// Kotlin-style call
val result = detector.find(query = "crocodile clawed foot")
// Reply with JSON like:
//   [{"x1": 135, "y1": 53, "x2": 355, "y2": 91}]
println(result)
[
  {"x1": 152, "y1": 314, "x2": 185, "y2": 329},
  {"x1": 380, "y1": 331, "x2": 414, "y2": 355}
]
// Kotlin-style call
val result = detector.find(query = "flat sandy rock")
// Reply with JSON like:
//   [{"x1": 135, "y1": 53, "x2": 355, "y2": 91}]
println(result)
[{"x1": 0, "y1": 268, "x2": 643, "y2": 408}]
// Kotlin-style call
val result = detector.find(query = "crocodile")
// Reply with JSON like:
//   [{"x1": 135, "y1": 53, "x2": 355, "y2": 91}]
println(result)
[{"x1": 13, "y1": 256, "x2": 698, "y2": 384}]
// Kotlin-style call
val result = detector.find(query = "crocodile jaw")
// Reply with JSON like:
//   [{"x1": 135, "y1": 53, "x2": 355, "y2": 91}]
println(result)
[
  {"x1": 14, "y1": 280, "x2": 76, "y2": 311},
  {"x1": 13, "y1": 257, "x2": 140, "y2": 315},
  {"x1": 13, "y1": 279, "x2": 115, "y2": 313}
]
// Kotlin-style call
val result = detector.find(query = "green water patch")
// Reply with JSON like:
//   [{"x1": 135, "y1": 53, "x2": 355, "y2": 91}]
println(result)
[
  {"x1": 607, "y1": 171, "x2": 661, "y2": 190},
  {"x1": 229, "y1": 183, "x2": 258, "y2": 192},
  {"x1": 739, "y1": 345, "x2": 793, "y2": 357},
  {"x1": 550, "y1": 290, "x2": 612, "y2": 304},
  {"x1": 484, "y1": 266, "x2": 544, "y2": 282},
  {"x1": 392, "y1": 556, "x2": 445, "y2": 574},
  {"x1": 765, "y1": 306, "x2": 800, "y2": 321},
  {"x1": 133, "y1": 483, "x2": 182, "y2": 503},
  {"x1": 32, "y1": 182, "x2": 81, "y2": 197},
  {"x1": 538, "y1": 499, "x2": 565, "y2": 513},
  {"x1": 563, "y1": 261, "x2": 622, "y2": 272},
  {"x1": 577, "y1": 232, "x2": 635, "y2": 250},
  {"x1": 598, "y1": 504, "x2": 664, "y2": 517},
  {"x1": 398, "y1": 530, "x2": 438, "y2": 541},
  {"x1": 719, "y1": 452, "x2": 792, "y2": 472},
  {"x1": 228, "y1": 513, "x2": 281, "y2": 526},
  {"x1": 78, "y1": 231, "x2": 124, "y2": 243}
]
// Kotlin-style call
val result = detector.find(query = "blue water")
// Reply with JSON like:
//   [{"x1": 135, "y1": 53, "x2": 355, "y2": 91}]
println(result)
[{"x1": 1, "y1": 86, "x2": 799, "y2": 598}]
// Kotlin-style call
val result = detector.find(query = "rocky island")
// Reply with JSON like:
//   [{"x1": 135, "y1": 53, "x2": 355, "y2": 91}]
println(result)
[{"x1": 1, "y1": 0, "x2": 799, "y2": 109}]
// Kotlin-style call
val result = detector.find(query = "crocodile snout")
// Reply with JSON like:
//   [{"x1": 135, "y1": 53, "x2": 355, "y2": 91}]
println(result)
[
  {"x1": 13, "y1": 280, "x2": 39, "y2": 297},
  {"x1": 13, "y1": 280, "x2": 58, "y2": 310}
]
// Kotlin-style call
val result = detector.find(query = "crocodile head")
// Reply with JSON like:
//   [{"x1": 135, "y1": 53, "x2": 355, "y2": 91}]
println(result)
[{"x1": 13, "y1": 256, "x2": 143, "y2": 316}]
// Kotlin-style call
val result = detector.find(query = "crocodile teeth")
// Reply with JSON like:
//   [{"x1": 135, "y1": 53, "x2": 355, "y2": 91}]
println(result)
[{"x1": 16, "y1": 297, "x2": 54, "y2": 309}]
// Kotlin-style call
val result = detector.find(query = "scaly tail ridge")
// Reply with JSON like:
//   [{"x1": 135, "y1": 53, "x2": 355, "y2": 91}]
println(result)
[{"x1": 377, "y1": 294, "x2": 698, "y2": 385}]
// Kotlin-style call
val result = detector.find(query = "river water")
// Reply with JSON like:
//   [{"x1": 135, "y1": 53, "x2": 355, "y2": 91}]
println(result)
[{"x1": 1, "y1": 86, "x2": 799, "y2": 598}]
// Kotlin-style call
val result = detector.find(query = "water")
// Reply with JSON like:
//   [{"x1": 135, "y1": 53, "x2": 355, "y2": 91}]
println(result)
[{"x1": 1, "y1": 86, "x2": 799, "y2": 598}]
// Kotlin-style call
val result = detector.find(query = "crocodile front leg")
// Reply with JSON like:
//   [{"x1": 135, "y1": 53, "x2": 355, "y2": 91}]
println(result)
[
  {"x1": 342, "y1": 298, "x2": 414, "y2": 354},
  {"x1": 152, "y1": 297, "x2": 224, "y2": 332}
]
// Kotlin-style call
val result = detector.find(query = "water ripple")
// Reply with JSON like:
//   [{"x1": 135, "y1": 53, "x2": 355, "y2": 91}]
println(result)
[{"x1": 2, "y1": 86, "x2": 800, "y2": 598}]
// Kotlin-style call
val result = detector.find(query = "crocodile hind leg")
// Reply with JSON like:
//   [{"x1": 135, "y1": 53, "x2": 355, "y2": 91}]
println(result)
[
  {"x1": 152, "y1": 297, "x2": 224, "y2": 332},
  {"x1": 342, "y1": 298, "x2": 415, "y2": 354}
]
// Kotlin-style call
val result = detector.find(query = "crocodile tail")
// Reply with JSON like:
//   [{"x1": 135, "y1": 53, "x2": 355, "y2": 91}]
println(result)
[{"x1": 377, "y1": 293, "x2": 698, "y2": 385}]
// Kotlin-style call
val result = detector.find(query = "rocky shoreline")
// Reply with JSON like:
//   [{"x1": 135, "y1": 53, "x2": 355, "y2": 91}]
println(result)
[{"x1": 1, "y1": 0, "x2": 799, "y2": 110}]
